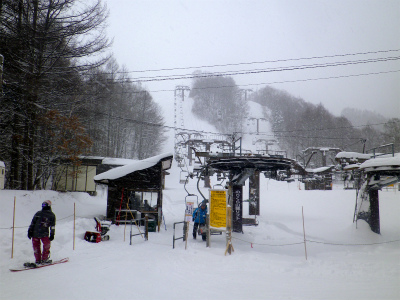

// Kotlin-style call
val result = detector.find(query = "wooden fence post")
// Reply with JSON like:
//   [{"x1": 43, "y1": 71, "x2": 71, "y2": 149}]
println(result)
[
  {"x1": 302, "y1": 206, "x2": 308, "y2": 260},
  {"x1": 11, "y1": 197, "x2": 16, "y2": 258}
]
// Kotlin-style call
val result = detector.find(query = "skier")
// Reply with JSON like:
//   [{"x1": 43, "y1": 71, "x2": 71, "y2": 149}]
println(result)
[
  {"x1": 27, "y1": 200, "x2": 56, "y2": 264},
  {"x1": 192, "y1": 201, "x2": 207, "y2": 239}
]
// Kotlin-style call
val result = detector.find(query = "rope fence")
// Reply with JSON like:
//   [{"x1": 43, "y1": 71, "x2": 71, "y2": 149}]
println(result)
[
  {"x1": 4, "y1": 199, "x2": 400, "y2": 260},
  {"x1": 4, "y1": 220, "x2": 399, "y2": 247},
  {"x1": 0, "y1": 214, "x2": 88, "y2": 230},
  {"x1": 4, "y1": 214, "x2": 400, "y2": 248},
  {"x1": 231, "y1": 236, "x2": 400, "y2": 247}
]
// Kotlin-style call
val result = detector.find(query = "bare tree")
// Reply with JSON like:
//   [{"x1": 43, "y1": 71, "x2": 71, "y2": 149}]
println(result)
[
  {"x1": 79, "y1": 62, "x2": 167, "y2": 160},
  {"x1": 0, "y1": 0, "x2": 110, "y2": 189},
  {"x1": 190, "y1": 72, "x2": 248, "y2": 134},
  {"x1": 252, "y1": 85, "x2": 368, "y2": 161}
]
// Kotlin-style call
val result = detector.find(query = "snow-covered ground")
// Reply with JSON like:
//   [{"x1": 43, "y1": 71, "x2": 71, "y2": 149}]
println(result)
[
  {"x1": 1, "y1": 97, "x2": 400, "y2": 299},
  {"x1": 0, "y1": 99, "x2": 400, "y2": 300},
  {"x1": 1, "y1": 166, "x2": 399, "y2": 300}
]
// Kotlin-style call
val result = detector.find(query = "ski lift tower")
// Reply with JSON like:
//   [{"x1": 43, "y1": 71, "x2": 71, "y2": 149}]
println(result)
[{"x1": 174, "y1": 86, "x2": 190, "y2": 163}]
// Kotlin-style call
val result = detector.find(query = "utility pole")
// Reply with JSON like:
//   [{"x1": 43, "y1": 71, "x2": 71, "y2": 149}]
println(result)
[
  {"x1": 174, "y1": 85, "x2": 190, "y2": 132},
  {"x1": 248, "y1": 117, "x2": 266, "y2": 135},
  {"x1": 138, "y1": 91, "x2": 147, "y2": 160},
  {"x1": 230, "y1": 132, "x2": 242, "y2": 156},
  {"x1": 174, "y1": 86, "x2": 190, "y2": 164},
  {"x1": 239, "y1": 88, "x2": 252, "y2": 101}
]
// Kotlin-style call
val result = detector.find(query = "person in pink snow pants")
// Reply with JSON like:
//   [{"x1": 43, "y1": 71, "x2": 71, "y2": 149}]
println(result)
[{"x1": 27, "y1": 200, "x2": 56, "y2": 264}]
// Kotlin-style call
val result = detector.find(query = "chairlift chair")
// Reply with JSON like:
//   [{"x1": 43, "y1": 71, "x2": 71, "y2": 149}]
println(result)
[
  {"x1": 180, "y1": 170, "x2": 189, "y2": 184},
  {"x1": 185, "y1": 194, "x2": 199, "y2": 207},
  {"x1": 213, "y1": 183, "x2": 225, "y2": 189}
]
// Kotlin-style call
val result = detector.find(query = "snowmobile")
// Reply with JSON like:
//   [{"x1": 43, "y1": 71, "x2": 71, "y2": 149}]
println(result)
[{"x1": 84, "y1": 217, "x2": 111, "y2": 243}]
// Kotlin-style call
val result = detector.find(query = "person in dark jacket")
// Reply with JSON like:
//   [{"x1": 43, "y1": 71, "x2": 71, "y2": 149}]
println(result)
[
  {"x1": 192, "y1": 201, "x2": 207, "y2": 239},
  {"x1": 28, "y1": 200, "x2": 56, "y2": 264}
]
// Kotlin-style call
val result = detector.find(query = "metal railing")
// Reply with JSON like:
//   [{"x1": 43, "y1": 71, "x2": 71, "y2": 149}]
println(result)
[
  {"x1": 172, "y1": 221, "x2": 186, "y2": 249},
  {"x1": 129, "y1": 216, "x2": 155, "y2": 245}
]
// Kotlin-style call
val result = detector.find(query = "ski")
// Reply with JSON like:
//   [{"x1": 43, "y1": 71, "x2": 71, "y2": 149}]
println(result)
[{"x1": 10, "y1": 257, "x2": 69, "y2": 272}]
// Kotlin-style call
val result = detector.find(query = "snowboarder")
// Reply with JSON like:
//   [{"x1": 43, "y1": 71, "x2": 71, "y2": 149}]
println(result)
[
  {"x1": 27, "y1": 200, "x2": 56, "y2": 264},
  {"x1": 192, "y1": 201, "x2": 207, "y2": 239}
]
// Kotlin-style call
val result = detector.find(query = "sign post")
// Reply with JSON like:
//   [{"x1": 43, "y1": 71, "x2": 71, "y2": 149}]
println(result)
[
  {"x1": 11, "y1": 197, "x2": 16, "y2": 258},
  {"x1": 184, "y1": 202, "x2": 194, "y2": 249},
  {"x1": 232, "y1": 185, "x2": 242, "y2": 233}
]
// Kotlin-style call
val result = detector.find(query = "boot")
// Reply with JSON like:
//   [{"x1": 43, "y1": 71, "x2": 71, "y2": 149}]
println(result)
[{"x1": 40, "y1": 258, "x2": 52, "y2": 265}]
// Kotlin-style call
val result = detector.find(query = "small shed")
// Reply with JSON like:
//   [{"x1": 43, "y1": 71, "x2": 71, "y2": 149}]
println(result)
[
  {"x1": 94, "y1": 153, "x2": 173, "y2": 230},
  {"x1": 303, "y1": 166, "x2": 335, "y2": 190},
  {"x1": 52, "y1": 156, "x2": 143, "y2": 194}
]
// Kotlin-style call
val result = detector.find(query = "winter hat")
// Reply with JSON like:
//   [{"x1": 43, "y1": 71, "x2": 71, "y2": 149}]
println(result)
[{"x1": 42, "y1": 200, "x2": 52, "y2": 208}]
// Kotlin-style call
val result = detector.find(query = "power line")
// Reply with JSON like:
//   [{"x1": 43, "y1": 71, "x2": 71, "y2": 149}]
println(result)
[
  {"x1": 243, "y1": 69, "x2": 400, "y2": 89},
  {"x1": 247, "y1": 133, "x2": 362, "y2": 141},
  {"x1": 95, "y1": 111, "x2": 398, "y2": 139},
  {"x1": 110, "y1": 56, "x2": 400, "y2": 83},
  {"x1": 92, "y1": 49, "x2": 400, "y2": 74},
  {"x1": 262, "y1": 121, "x2": 397, "y2": 134},
  {"x1": 41, "y1": 69, "x2": 400, "y2": 97}
]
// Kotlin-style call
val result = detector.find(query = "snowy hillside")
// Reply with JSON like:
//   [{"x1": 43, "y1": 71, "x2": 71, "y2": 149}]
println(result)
[
  {"x1": 242, "y1": 101, "x2": 280, "y2": 153},
  {"x1": 162, "y1": 97, "x2": 278, "y2": 155}
]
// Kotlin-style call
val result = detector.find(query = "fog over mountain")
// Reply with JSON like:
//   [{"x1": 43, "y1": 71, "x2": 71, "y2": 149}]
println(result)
[{"x1": 341, "y1": 107, "x2": 388, "y2": 130}]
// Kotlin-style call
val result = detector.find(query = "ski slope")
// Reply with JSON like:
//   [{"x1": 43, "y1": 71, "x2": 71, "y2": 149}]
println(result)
[
  {"x1": 1, "y1": 99, "x2": 399, "y2": 300},
  {"x1": 1, "y1": 168, "x2": 399, "y2": 300}
]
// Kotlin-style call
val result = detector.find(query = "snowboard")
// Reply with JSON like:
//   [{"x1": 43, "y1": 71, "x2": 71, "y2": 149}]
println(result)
[{"x1": 10, "y1": 257, "x2": 69, "y2": 272}]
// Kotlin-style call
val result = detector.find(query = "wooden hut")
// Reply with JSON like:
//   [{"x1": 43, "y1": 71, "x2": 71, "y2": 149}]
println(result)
[
  {"x1": 303, "y1": 166, "x2": 335, "y2": 190},
  {"x1": 94, "y1": 153, "x2": 173, "y2": 231},
  {"x1": 52, "y1": 156, "x2": 144, "y2": 194}
]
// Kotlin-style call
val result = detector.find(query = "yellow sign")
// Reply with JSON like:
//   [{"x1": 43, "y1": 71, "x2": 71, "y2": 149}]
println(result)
[{"x1": 210, "y1": 190, "x2": 227, "y2": 228}]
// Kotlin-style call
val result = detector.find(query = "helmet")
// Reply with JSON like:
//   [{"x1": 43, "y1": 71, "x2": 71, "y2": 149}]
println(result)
[{"x1": 42, "y1": 200, "x2": 52, "y2": 208}]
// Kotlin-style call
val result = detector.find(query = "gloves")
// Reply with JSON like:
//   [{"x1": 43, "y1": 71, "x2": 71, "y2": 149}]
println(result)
[
  {"x1": 49, "y1": 234, "x2": 54, "y2": 241},
  {"x1": 27, "y1": 229, "x2": 33, "y2": 239}
]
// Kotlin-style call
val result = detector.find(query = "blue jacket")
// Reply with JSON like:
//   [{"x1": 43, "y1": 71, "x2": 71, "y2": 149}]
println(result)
[{"x1": 193, "y1": 206, "x2": 207, "y2": 224}]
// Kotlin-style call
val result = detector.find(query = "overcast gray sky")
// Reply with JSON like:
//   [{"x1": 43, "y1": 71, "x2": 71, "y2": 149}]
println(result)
[{"x1": 105, "y1": 0, "x2": 400, "y2": 122}]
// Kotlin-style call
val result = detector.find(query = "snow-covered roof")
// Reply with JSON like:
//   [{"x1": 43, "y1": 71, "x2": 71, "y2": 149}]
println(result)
[
  {"x1": 359, "y1": 153, "x2": 400, "y2": 172},
  {"x1": 94, "y1": 152, "x2": 173, "y2": 181},
  {"x1": 306, "y1": 166, "x2": 334, "y2": 173},
  {"x1": 335, "y1": 152, "x2": 373, "y2": 160},
  {"x1": 343, "y1": 164, "x2": 360, "y2": 171},
  {"x1": 202, "y1": 139, "x2": 215, "y2": 143},
  {"x1": 79, "y1": 156, "x2": 138, "y2": 166},
  {"x1": 303, "y1": 147, "x2": 342, "y2": 153},
  {"x1": 101, "y1": 157, "x2": 139, "y2": 165}
]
